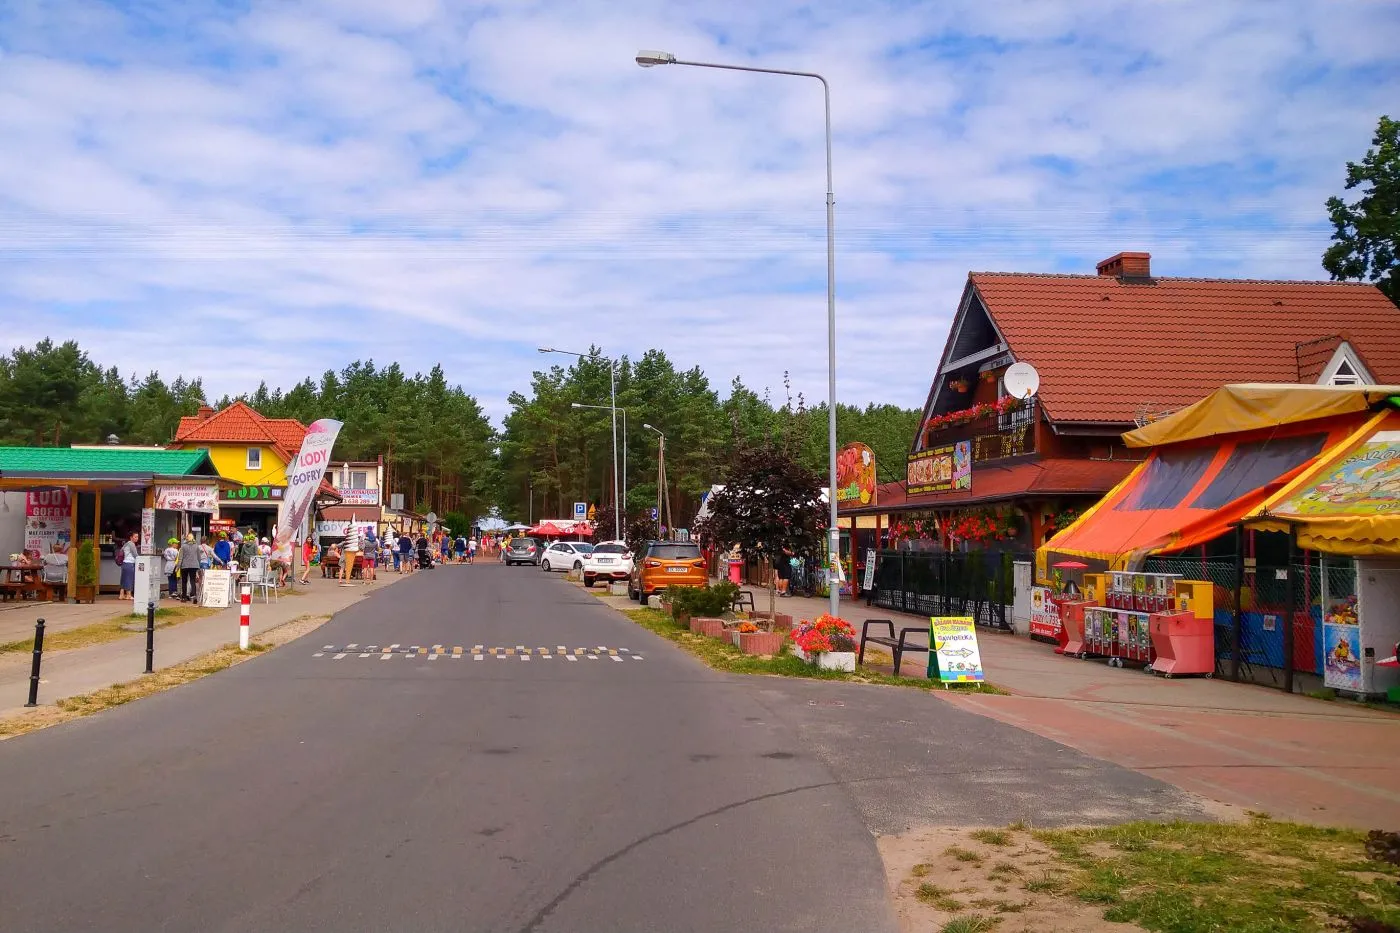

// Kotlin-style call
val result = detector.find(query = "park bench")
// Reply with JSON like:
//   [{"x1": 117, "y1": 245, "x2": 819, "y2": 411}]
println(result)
[
  {"x1": 858, "y1": 619, "x2": 930, "y2": 677},
  {"x1": 730, "y1": 590, "x2": 756, "y2": 614}
]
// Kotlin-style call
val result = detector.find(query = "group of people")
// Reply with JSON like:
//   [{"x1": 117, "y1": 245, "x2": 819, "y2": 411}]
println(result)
[{"x1": 152, "y1": 527, "x2": 307, "y2": 602}]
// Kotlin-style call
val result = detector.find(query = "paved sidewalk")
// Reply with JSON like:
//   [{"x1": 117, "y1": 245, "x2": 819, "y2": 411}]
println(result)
[
  {"x1": 0, "y1": 572, "x2": 410, "y2": 721},
  {"x1": 727, "y1": 582, "x2": 1400, "y2": 828}
]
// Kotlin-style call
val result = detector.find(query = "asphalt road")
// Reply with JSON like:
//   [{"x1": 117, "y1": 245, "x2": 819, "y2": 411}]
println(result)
[{"x1": 0, "y1": 565, "x2": 1211, "y2": 932}]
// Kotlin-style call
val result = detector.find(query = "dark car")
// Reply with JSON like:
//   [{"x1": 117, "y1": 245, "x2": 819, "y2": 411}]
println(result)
[{"x1": 505, "y1": 536, "x2": 541, "y2": 566}]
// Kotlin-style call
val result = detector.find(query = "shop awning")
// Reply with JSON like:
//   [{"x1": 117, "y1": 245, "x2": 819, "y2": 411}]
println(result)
[
  {"x1": 1044, "y1": 408, "x2": 1379, "y2": 566},
  {"x1": 1123, "y1": 383, "x2": 1400, "y2": 448},
  {"x1": 1249, "y1": 411, "x2": 1400, "y2": 555}
]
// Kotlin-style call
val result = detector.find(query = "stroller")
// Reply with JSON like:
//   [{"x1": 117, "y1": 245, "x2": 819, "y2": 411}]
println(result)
[{"x1": 416, "y1": 539, "x2": 434, "y2": 570}]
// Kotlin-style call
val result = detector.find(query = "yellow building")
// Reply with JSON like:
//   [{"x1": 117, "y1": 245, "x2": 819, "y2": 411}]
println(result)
[{"x1": 170, "y1": 402, "x2": 312, "y2": 537}]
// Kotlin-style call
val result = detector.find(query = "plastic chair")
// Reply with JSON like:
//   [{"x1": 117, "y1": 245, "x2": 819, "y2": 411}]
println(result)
[{"x1": 246, "y1": 557, "x2": 278, "y2": 604}]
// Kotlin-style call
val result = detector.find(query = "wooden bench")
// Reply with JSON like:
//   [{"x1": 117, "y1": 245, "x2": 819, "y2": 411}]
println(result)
[{"x1": 858, "y1": 619, "x2": 930, "y2": 677}]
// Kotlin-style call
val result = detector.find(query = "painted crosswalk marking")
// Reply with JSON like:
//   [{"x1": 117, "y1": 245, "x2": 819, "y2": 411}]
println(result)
[{"x1": 315, "y1": 646, "x2": 643, "y2": 662}]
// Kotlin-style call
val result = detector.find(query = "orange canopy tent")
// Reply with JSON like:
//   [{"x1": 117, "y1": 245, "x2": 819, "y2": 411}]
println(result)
[{"x1": 1040, "y1": 384, "x2": 1400, "y2": 574}]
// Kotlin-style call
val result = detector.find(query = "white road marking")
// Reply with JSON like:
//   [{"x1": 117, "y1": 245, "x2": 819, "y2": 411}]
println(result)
[
  {"x1": 557, "y1": 645, "x2": 566, "y2": 652},
  {"x1": 323, "y1": 645, "x2": 334, "y2": 650},
  {"x1": 586, "y1": 654, "x2": 598, "y2": 660},
  {"x1": 520, "y1": 655, "x2": 530, "y2": 661},
  {"x1": 632, "y1": 655, "x2": 644, "y2": 661},
  {"x1": 380, "y1": 653, "x2": 393, "y2": 660},
  {"x1": 566, "y1": 655, "x2": 577, "y2": 662},
  {"x1": 473, "y1": 654, "x2": 483, "y2": 661},
  {"x1": 428, "y1": 654, "x2": 438, "y2": 660},
  {"x1": 333, "y1": 653, "x2": 346, "y2": 660},
  {"x1": 359, "y1": 653, "x2": 371, "y2": 658},
  {"x1": 619, "y1": 648, "x2": 629, "y2": 653},
  {"x1": 495, "y1": 653, "x2": 505, "y2": 660},
  {"x1": 389, "y1": 643, "x2": 401, "y2": 650},
  {"x1": 313, "y1": 652, "x2": 325, "y2": 658},
  {"x1": 347, "y1": 643, "x2": 358, "y2": 650}
]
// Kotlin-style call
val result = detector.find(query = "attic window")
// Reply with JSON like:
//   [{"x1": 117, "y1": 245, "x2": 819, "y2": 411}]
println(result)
[{"x1": 1329, "y1": 360, "x2": 1361, "y2": 387}]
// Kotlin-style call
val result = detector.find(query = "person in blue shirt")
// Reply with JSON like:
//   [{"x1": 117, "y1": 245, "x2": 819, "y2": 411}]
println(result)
[{"x1": 213, "y1": 532, "x2": 232, "y2": 567}]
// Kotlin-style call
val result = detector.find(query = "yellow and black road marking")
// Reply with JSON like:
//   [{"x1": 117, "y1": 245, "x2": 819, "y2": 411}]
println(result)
[{"x1": 312, "y1": 645, "x2": 643, "y2": 661}]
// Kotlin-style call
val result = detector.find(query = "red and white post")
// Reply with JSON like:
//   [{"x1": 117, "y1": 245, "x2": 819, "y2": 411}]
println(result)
[{"x1": 239, "y1": 584, "x2": 251, "y2": 650}]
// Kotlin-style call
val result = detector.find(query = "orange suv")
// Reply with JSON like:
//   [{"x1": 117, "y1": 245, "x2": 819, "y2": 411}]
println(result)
[{"x1": 628, "y1": 541, "x2": 706, "y2": 601}]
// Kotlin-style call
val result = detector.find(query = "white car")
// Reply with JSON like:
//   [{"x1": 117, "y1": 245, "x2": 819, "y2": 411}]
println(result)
[
  {"x1": 581, "y1": 541, "x2": 634, "y2": 588},
  {"x1": 539, "y1": 540, "x2": 593, "y2": 573}
]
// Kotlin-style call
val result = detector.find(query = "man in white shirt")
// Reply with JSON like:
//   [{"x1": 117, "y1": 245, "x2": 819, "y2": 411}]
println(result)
[{"x1": 340, "y1": 526, "x2": 361, "y2": 586}]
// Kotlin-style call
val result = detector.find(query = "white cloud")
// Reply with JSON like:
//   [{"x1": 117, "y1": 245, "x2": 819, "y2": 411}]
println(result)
[{"x1": 1, "y1": 0, "x2": 1397, "y2": 424}]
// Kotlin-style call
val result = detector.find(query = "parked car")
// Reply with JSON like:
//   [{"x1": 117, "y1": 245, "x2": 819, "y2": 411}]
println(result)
[
  {"x1": 581, "y1": 541, "x2": 634, "y2": 588},
  {"x1": 540, "y1": 540, "x2": 594, "y2": 572},
  {"x1": 505, "y1": 536, "x2": 541, "y2": 565},
  {"x1": 628, "y1": 540, "x2": 706, "y2": 601}
]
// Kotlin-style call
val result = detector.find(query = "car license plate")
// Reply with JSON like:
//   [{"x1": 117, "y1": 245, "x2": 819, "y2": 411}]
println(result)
[
  {"x1": 598, "y1": 558, "x2": 613, "y2": 564},
  {"x1": 666, "y1": 566, "x2": 687, "y2": 573}
]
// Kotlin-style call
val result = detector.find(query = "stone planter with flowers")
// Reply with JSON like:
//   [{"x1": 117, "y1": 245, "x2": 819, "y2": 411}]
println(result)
[{"x1": 790, "y1": 614, "x2": 858, "y2": 672}]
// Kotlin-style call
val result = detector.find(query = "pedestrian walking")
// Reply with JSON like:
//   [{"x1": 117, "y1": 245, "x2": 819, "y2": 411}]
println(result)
[
  {"x1": 468, "y1": 535, "x2": 478, "y2": 564},
  {"x1": 398, "y1": 532, "x2": 413, "y2": 573},
  {"x1": 299, "y1": 537, "x2": 315, "y2": 585},
  {"x1": 163, "y1": 537, "x2": 180, "y2": 599},
  {"x1": 390, "y1": 528, "x2": 402, "y2": 573},
  {"x1": 341, "y1": 525, "x2": 361, "y2": 586},
  {"x1": 179, "y1": 532, "x2": 202, "y2": 602},
  {"x1": 455, "y1": 534, "x2": 467, "y2": 563}
]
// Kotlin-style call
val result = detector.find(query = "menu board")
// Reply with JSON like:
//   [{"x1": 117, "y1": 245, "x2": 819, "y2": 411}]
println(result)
[
  {"x1": 929, "y1": 616, "x2": 985, "y2": 683},
  {"x1": 202, "y1": 569, "x2": 232, "y2": 608}
]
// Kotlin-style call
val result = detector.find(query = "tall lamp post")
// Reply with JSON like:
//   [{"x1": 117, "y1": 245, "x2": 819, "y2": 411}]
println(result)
[
  {"x1": 636, "y1": 50, "x2": 841, "y2": 617},
  {"x1": 572, "y1": 402, "x2": 628, "y2": 528},
  {"x1": 642, "y1": 423, "x2": 668, "y2": 540},
  {"x1": 539, "y1": 347, "x2": 621, "y2": 541}
]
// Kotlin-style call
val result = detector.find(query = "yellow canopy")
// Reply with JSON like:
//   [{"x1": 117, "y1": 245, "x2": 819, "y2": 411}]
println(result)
[
  {"x1": 1123, "y1": 384, "x2": 1400, "y2": 449},
  {"x1": 1249, "y1": 411, "x2": 1400, "y2": 555}
]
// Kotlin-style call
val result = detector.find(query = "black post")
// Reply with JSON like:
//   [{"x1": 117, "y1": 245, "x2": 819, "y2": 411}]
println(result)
[
  {"x1": 145, "y1": 600, "x2": 156, "y2": 674},
  {"x1": 1283, "y1": 529, "x2": 1297, "y2": 694},
  {"x1": 24, "y1": 618, "x2": 45, "y2": 707},
  {"x1": 1231, "y1": 523, "x2": 1244, "y2": 682}
]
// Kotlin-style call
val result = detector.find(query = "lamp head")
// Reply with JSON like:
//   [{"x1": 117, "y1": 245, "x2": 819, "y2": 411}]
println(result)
[
  {"x1": 635, "y1": 50, "x2": 676, "y2": 68},
  {"x1": 537, "y1": 347, "x2": 553, "y2": 353}
]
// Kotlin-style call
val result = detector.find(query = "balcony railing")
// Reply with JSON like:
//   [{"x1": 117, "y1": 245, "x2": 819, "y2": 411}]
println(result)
[{"x1": 923, "y1": 398, "x2": 1037, "y2": 462}]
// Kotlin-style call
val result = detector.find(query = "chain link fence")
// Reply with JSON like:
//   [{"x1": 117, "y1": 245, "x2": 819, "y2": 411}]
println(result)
[{"x1": 869, "y1": 549, "x2": 1025, "y2": 631}]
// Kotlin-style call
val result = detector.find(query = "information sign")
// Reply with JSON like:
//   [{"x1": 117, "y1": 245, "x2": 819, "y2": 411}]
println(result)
[
  {"x1": 202, "y1": 569, "x2": 232, "y2": 608},
  {"x1": 929, "y1": 616, "x2": 985, "y2": 684}
]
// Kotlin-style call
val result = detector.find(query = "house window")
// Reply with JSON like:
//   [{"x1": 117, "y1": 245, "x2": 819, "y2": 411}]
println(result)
[
  {"x1": 1329, "y1": 360, "x2": 1361, "y2": 387},
  {"x1": 246, "y1": 447, "x2": 262, "y2": 471},
  {"x1": 350, "y1": 471, "x2": 368, "y2": 490}
]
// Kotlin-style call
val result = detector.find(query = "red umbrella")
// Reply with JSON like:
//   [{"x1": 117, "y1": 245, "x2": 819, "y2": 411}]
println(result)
[
  {"x1": 1053, "y1": 560, "x2": 1089, "y2": 570},
  {"x1": 529, "y1": 521, "x2": 565, "y2": 537}
]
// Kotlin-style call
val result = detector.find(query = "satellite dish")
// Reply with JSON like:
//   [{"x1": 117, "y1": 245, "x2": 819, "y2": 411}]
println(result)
[
  {"x1": 1002, "y1": 362, "x2": 1040, "y2": 399},
  {"x1": 425, "y1": 511, "x2": 438, "y2": 525}
]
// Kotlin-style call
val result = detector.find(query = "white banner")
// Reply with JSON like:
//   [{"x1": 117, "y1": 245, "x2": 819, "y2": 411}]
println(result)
[
  {"x1": 336, "y1": 488, "x2": 379, "y2": 506},
  {"x1": 154, "y1": 483, "x2": 218, "y2": 513},
  {"x1": 273, "y1": 419, "x2": 343, "y2": 563},
  {"x1": 202, "y1": 569, "x2": 231, "y2": 608}
]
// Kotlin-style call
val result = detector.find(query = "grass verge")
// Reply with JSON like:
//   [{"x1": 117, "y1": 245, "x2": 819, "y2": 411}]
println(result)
[
  {"x1": 0, "y1": 604, "x2": 219, "y2": 654},
  {"x1": 1031, "y1": 814, "x2": 1400, "y2": 932},
  {"x1": 0, "y1": 613, "x2": 331, "y2": 740},
  {"x1": 622, "y1": 607, "x2": 1005, "y2": 693}
]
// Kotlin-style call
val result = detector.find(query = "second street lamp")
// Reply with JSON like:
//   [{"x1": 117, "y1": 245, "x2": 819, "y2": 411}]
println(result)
[
  {"x1": 636, "y1": 50, "x2": 842, "y2": 618},
  {"x1": 572, "y1": 402, "x2": 627, "y2": 530},
  {"x1": 540, "y1": 347, "x2": 621, "y2": 541},
  {"x1": 642, "y1": 423, "x2": 668, "y2": 540}
]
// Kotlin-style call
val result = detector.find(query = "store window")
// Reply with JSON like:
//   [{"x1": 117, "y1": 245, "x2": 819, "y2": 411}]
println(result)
[
  {"x1": 350, "y1": 471, "x2": 368, "y2": 490},
  {"x1": 246, "y1": 447, "x2": 261, "y2": 471}
]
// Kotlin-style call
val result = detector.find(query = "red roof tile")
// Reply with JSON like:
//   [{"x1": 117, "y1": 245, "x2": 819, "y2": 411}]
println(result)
[
  {"x1": 845, "y1": 458, "x2": 1136, "y2": 512},
  {"x1": 969, "y1": 273, "x2": 1400, "y2": 424},
  {"x1": 173, "y1": 401, "x2": 308, "y2": 461}
]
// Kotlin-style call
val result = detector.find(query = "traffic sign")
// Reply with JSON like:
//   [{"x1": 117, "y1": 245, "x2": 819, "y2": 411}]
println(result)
[
  {"x1": 573, "y1": 501, "x2": 587, "y2": 519},
  {"x1": 650, "y1": 507, "x2": 659, "y2": 520}
]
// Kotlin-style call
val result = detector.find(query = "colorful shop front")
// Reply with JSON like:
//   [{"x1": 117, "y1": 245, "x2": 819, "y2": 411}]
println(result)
[
  {"x1": 1038, "y1": 384, "x2": 1400, "y2": 696},
  {"x1": 0, "y1": 446, "x2": 229, "y2": 596}
]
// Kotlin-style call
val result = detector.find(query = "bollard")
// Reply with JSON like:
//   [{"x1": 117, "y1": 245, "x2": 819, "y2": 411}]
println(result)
[
  {"x1": 145, "y1": 600, "x2": 156, "y2": 674},
  {"x1": 239, "y1": 584, "x2": 251, "y2": 650},
  {"x1": 24, "y1": 618, "x2": 45, "y2": 707}
]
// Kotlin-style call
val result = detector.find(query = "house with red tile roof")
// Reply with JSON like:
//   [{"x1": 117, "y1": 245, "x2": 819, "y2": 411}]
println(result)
[
  {"x1": 170, "y1": 401, "x2": 340, "y2": 537},
  {"x1": 840, "y1": 251, "x2": 1400, "y2": 552}
]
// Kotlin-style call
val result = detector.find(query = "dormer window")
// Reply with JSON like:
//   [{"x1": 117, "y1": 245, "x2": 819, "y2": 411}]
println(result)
[{"x1": 1329, "y1": 359, "x2": 1361, "y2": 387}]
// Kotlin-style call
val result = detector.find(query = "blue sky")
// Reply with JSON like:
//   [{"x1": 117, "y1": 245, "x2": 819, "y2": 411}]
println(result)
[{"x1": 2, "y1": 0, "x2": 1397, "y2": 421}]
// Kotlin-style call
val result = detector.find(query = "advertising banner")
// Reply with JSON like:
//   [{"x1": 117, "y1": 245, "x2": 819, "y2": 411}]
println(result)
[
  {"x1": 929, "y1": 616, "x2": 985, "y2": 683},
  {"x1": 1029, "y1": 586, "x2": 1062, "y2": 640},
  {"x1": 1278, "y1": 432, "x2": 1400, "y2": 516},
  {"x1": 907, "y1": 441, "x2": 972, "y2": 495},
  {"x1": 273, "y1": 419, "x2": 343, "y2": 563},
  {"x1": 336, "y1": 488, "x2": 380, "y2": 506},
  {"x1": 154, "y1": 484, "x2": 219, "y2": 513},
  {"x1": 1323, "y1": 622, "x2": 1363, "y2": 691},
  {"x1": 140, "y1": 507, "x2": 156, "y2": 555},
  {"x1": 862, "y1": 548, "x2": 877, "y2": 591},
  {"x1": 24, "y1": 488, "x2": 71, "y2": 555},
  {"x1": 836, "y1": 443, "x2": 877, "y2": 505}
]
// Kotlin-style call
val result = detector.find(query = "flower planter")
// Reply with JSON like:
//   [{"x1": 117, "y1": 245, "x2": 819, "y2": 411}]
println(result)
[
  {"x1": 738, "y1": 631, "x2": 787, "y2": 656},
  {"x1": 791, "y1": 645, "x2": 857, "y2": 672},
  {"x1": 694, "y1": 617, "x2": 726, "y2": 638},
  {"x1": 774, "y1": 613, "x2": 794, "y2": 631},
  {"x1": 687, "y1": 614, "x2": 705, "y2": 633}
]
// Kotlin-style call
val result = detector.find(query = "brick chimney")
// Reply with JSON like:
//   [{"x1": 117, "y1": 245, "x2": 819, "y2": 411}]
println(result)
[
  {"x1": 1095, "y1": 251, "x2": 1152, "y2": 281},
  {"x1": 196, "y1": 404, "x2": 215, "y2": 421}
]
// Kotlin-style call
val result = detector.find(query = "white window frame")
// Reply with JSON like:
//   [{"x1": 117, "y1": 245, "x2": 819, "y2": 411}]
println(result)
[
  {"x1": 1318, "y1": 342, "x2": 1374, "y2": 387},
  {"x1": 350, "y1": 471, "x2": 368, "y2": 490},
  {"x1": 246, "y1": 447, "x2": 262, "y2": 471}
]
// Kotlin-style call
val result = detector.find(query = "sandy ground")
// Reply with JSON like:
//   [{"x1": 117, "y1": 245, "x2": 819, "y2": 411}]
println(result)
[{"x1": 878, "y1": 826, "x2": 1147, "y2": 933}]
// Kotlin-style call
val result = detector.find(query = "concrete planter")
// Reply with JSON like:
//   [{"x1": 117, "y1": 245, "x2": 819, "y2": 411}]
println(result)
[
  {"x1": 610, "y1": 582, "x2": 629, "y2": 596},
  {"x1": 791, "y1": 645, "x2": 857, "y2": 672},
  {"x1": 774, "y1": 613, "x2": 794, "y2": 631},
  {"x1": 687, "y1": 614, "x2": 705, "y2": 633},
  {"x1": 737, "y1": 631, "x2": 787, "y2": 656},
  {"x1": 693, "y1": 617, "x2": 726, "y2": 638}
]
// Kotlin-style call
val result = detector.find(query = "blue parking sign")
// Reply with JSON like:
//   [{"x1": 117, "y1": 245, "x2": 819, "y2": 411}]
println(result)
[{"x1": 574, "y1": 501, "x2": 587, "y2": 519}]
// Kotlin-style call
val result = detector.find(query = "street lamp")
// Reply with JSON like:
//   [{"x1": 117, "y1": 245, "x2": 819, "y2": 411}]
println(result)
[
  {"x1": 637, "y1": 50, "x2": 841, "y2": 617},
  {"x1": 573, "y1": 402, "x2": 628, "y2": 527},
  {"x1": 642, "y1": 423, "x2": 667, "y2": 540},
  {"x1": 540, "y1": 347, "x2": 621, "y2": 541}
]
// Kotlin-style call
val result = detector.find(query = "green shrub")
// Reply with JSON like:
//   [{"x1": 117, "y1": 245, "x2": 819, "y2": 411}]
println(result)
[
  {"x1": 667, "y1": 581, "x2": 739, "y2": 617},
  {"x1": 75, "y1": 540, "x2": 97, "y2": 587}
]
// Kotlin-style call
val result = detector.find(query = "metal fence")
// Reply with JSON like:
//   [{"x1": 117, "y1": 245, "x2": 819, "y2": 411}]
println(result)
[
  {"x1": 1144, "y1": 548, "x2": 1354, "y2": 691},
  {"x1": 868, "y1": 549, "x2": 1025, "y2": 631}
]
